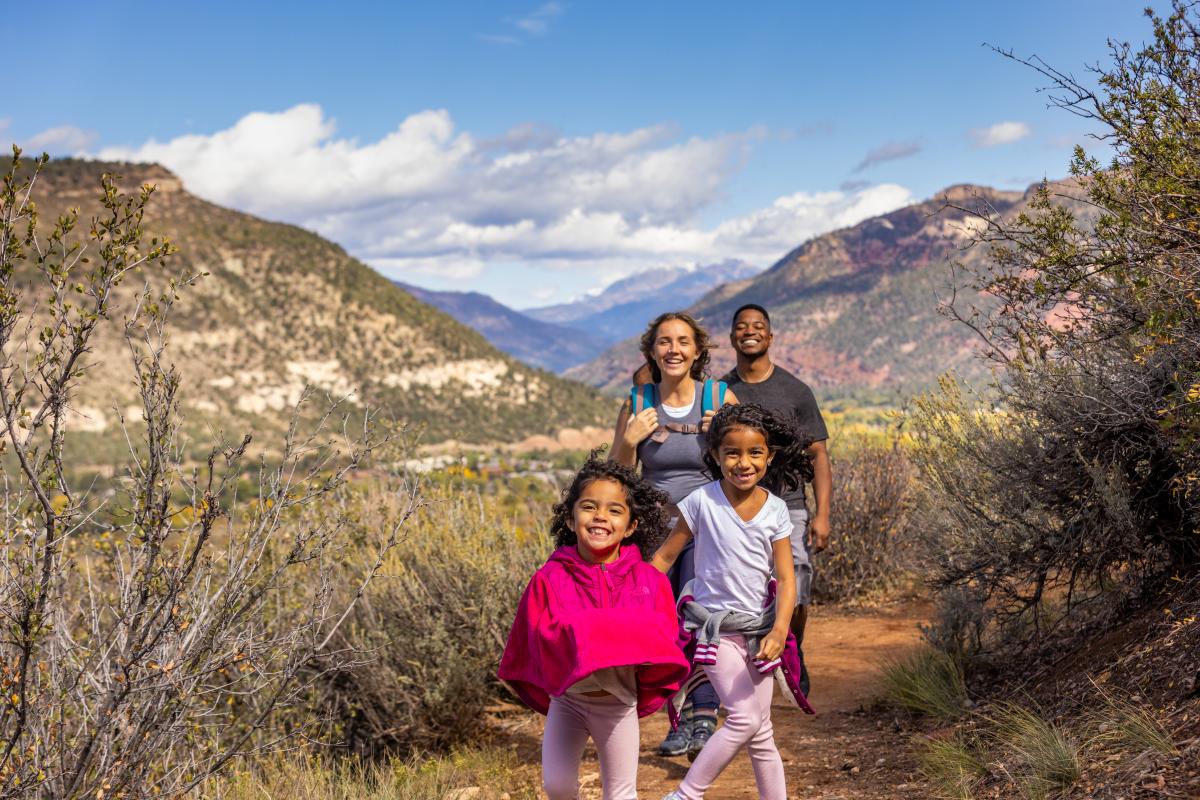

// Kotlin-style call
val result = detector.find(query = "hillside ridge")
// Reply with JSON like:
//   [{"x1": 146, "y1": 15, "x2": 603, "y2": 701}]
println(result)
[
  {"x1": 24, "y1": 158, "x2": 614, "y2": 456},
  {"x1": 567, "y1": 181, "x2": 1069, "y2": 397}
]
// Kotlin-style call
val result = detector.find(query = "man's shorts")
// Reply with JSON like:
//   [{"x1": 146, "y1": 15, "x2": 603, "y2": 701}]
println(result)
[{"x1": 789, "y1": 508, "x2": 814, "y2": 606}]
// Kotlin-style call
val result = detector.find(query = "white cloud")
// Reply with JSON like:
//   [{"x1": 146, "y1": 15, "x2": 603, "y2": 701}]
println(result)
[
  {"x1": 854, "y1": 140, "x2": 921, "y2": 172},
  {"x1": 95, "y1": 104, "x2": 912, "y2": 291},
  {"x1": 24, "y1": 125, "x2": 98, "y2": 154},
  {"x1": 479, "y1": 2, "x2": 563, "y2": 45},
  {"x1": 476, "y1": 33, "x2": 521, "y2": 45},
  {"x1": 711, "y1": 184, "x2": 913, "y2": 259},
  {"x1": 373, "y1": 256, "x2": 485, "y2": 281},
  {"x1": 514, "y1": 2, "x2": 562, "y2": 35},
  {"x1": 969, "y1": 121, "x2": 1031, "y2": 148},
  {"x1": 0, "y1": 118, "x2": 10, "y2": 134}
]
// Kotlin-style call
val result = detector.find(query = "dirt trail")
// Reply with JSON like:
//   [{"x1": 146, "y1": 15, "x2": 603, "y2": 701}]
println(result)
[{"x1": 499, "y1": 601, "x2": 933, "y2": 799}]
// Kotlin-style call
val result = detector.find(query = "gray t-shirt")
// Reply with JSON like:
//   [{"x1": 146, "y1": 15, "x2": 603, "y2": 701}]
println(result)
[
  {"x1": 636, "y1": 383, "x2": 712, "y2": 504},
  {"x1": 720, "y1": 366, "x2": 828, "y2": 510}
]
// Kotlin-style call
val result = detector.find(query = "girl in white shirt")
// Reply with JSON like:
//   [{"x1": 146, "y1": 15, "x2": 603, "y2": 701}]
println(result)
[{"x1": 652, "y1": 403, "x2": 813, "y2": 800}]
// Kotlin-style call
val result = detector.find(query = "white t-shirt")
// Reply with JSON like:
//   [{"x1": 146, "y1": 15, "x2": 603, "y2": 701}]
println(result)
[
  {"x1": 676, "y1": 480, "x2": 793, "y2": 614},
  {"x1": 661, "y1": 399, "x2": 695, "y2": 418}
]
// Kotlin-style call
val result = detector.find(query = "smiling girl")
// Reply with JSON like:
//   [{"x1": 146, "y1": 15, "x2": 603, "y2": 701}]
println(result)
[
  {"x1": 499, "y1": 457, "x2": 690, "y2": 800},
  {"x1": 652, "y1": 404, "x2": 814, "y2": 800}
]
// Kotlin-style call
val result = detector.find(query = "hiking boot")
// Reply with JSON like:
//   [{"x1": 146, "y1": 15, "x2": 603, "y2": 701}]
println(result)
[
  {"x1": 657, "y1": 723, "x2": 690, "y2": 757},
  {"x1": 798, "y1": 646, "x2": 811, "y2": 697},
  {"x1": 686, "y1": 715, "x2": 716, "y2": 762}
]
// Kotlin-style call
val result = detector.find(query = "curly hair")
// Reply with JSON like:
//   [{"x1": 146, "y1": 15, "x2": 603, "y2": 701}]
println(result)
[
  {"x1": 638, "y1": 311, "x2": 712, "y2": 383},
  {"x1": 702, "y1": 403, "x2": 814, "y2": 497},
  {"x1": 550, "y1": 452, "x2": 672, "y2": 557}
]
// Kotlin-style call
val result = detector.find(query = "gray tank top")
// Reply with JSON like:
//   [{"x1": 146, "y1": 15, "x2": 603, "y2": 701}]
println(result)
[{"x1": 637, "y1": 383, "x2": 711, "y2": 504}]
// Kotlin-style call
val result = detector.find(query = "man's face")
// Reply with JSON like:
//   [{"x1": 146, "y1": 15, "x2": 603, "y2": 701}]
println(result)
[{"x1": 730, "y1": 308, "x2": 772, "y2": 357}]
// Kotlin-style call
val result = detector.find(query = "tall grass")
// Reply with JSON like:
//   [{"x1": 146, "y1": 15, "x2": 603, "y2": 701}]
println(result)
[
  {"x1": 917, "y1": 732, "x2": 987, "y2": 800},
  {"x1": 204, "y1": 747, "x2": 539, "y2": 800},
  {"x1": 880, "y1": 647, "x2": 969, "y2": 720},
  {"x1": 987, "y1": 703, "x2": 1080, "y2": 799},
  {"x1": 1085, "y1": 682, "x2": 1179, "y2": 758}
]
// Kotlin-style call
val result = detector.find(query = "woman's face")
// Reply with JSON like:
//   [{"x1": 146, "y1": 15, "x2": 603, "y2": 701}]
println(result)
[{"x1": 652, "y1": 318, "x2": 698, "y2": 380}]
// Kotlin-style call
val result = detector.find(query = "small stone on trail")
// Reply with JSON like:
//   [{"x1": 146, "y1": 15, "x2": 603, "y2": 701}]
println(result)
[{"x1": 875, "y1": 757, "x2": 886, "y2": 766}]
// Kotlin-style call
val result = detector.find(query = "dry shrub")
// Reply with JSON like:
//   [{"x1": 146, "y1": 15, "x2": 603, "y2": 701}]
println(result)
[
  {"x1": 315, "y1": 478, "x2": 552, "y2": 757},
  {"x1": 920, "y1": 584, "x2": 989, "y2": 665},
  {"x1": 0, "y1": 152, "x2": 410, "y2": 798},
  {"x1": 817, "y1": 439, "x2": 915, "y2": 602},
  {"x1": 914, "y1": 2, "x2": 1200, "y2": 661}
]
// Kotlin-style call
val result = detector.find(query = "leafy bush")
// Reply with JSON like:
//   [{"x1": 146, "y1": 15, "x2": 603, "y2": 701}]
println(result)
[{"x1": 817, "y1": 439, "x2": 915, "y2": 602}]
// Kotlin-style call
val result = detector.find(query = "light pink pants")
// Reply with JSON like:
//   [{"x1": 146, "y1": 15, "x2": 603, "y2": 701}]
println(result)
[
  {"x1": 676, "y1": 635, "x2": 786, "y2": 800},
  {"x1": 543, "y1": 692, "x2": 640, "y2": 800}
]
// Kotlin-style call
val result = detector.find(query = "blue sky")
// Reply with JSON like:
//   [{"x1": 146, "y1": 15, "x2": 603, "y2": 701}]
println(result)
[{"x1": 4, "y1": 1, "x2": 1151, "y2": 308}]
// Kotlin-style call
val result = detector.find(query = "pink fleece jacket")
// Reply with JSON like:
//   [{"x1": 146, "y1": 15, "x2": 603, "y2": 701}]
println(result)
[{"x1": 498, "y1": 545, "x2": 689, "y2": 718}]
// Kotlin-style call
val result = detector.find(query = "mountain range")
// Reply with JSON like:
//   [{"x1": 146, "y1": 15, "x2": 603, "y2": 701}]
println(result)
[
  {"x1": 526, "y1": 260, "x2": 759, "y2": 341},
  {"x1": 21, "y1": 159, "x2": 615, "y2": 463},
  {"x1": 399, "y1": 261, "x2": 760, "y2": 374},
  {"x1": 564, "y1": 184, "x2": 1059, "y2": 399},
  {"x1": 395, "y1": 282, "x2": 610, "y2": 373}
]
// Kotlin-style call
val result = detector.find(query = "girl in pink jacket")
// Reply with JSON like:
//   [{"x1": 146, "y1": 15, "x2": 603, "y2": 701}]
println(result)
[{"x1": 499, "y1": 457, "x2": 690, "y2": 800}]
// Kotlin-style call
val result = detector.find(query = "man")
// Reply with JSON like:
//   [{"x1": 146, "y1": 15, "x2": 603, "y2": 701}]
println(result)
[{"x1": 720, "y1": 303, "x2": 831, "y2": 690}]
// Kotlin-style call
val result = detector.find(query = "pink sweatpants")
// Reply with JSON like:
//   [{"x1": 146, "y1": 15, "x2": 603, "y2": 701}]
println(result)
[
  {"x1": 676, "y1": 635, "x2": 786, "y2": 800},
  {"x1": 543, "y1": 692, "x2": 640, "y2": 800}
]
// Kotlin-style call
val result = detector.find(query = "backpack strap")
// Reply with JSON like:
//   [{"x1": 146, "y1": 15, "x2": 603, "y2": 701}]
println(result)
[
  {"x1": 700, "y1": 380, "x2": 728, "y2": 416},
  {"x1": 629, "y1": 384, "x2": 656, "y2": 415}
]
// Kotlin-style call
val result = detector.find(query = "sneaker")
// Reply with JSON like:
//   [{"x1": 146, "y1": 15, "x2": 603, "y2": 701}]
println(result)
[
  {"x1": 658, "y1": 723, "x2": 690, "y2": 756},
  {"x1": 686, "y1": 715, "x2": 716, "y2": 762},
  {"x1": 661, "y1": 793, "x2": 685, "y2": 800}
]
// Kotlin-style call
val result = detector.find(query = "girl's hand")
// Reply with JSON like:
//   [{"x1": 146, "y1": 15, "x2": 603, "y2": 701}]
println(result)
[
  {"x1": 623, "y1": 407, "x2": 659, "y2": 448},
  {"x1": 756, "y1": 629, "x2": 787, "y2": 662}
]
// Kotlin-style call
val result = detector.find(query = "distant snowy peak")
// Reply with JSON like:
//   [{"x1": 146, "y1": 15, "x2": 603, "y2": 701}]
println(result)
[{"x1": 526, "y1": 260, "x2": 760, "y2": 336}]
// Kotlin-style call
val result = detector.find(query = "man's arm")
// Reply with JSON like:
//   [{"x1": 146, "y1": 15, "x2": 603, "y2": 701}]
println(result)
[{"x1": 807, "y1": 439, "x2": 832, "y2": 552}]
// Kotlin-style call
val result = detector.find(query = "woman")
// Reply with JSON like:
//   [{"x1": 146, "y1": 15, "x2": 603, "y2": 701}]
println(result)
[{"x1": 610, "y1": 311, "x2": 738, "y2": 760}]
